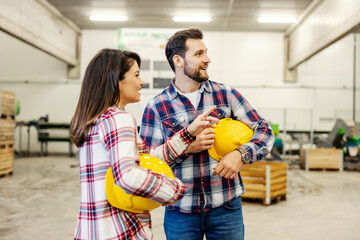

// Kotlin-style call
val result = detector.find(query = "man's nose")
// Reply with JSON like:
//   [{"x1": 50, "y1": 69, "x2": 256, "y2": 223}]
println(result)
[{"x1": 203, "y1": 54, "x2": 211, "y2": 63}]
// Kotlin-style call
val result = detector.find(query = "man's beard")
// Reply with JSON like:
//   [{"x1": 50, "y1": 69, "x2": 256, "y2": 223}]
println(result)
[{"x1": 184, "y1": 61, "x2": 209, "y2": 83}]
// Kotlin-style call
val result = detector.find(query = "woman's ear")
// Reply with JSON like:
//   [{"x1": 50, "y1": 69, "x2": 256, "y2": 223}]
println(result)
[{"x1": 173, "y1": 55, "x2": 184, "y2": 68}]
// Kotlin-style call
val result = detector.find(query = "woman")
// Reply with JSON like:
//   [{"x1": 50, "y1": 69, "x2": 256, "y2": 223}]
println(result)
[{"x1": 70, "y1": 48, "x2": 217, "y2": 240}]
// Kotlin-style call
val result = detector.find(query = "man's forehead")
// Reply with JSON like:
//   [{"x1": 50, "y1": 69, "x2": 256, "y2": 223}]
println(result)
[{"x1": 185, "y1": 39, "x2": 207, "y2": 52}]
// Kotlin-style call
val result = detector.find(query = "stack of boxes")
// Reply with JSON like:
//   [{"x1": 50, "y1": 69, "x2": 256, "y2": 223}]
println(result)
[{"x1": 0, "y1": 91, "x2": 15, "y2": 176}]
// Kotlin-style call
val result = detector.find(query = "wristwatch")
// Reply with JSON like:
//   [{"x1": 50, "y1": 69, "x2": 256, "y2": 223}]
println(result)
[{"x1": 236, "y1": 148, "x2": 251, "y2": 164}]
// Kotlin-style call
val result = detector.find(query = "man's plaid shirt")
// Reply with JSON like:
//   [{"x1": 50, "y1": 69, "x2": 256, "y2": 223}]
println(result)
[{"x1": 140, "y1": 79, "x2": 275, "y2": 213}]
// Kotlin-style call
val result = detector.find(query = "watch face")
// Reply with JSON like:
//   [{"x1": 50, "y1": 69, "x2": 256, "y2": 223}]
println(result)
[{"x1": 243, "y1": 153, "x2": 251, "y2": 163}]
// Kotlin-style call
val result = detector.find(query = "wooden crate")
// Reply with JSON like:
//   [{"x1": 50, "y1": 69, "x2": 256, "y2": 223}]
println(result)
[
  {"x1": 0, "y1": 91, "x2": 15, "y2": 176},
  {"x1": 300, "y1": 148, "x2": 343, "y2": 171},
  {"x1": 0, "y1": 144, "x2": 14, "y2": 175},
  {"x1": 0, "y1": 91, "x2": 15, "y2": 118},
  {"x1": 241, "y1": 161, "x2": 287, "y2": 205},
  {"x1": 0, "y1": 119, "x2": 15, "y2": 145}
]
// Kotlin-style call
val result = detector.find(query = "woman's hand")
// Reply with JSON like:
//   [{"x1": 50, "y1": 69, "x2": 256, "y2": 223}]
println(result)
[{"x1": 187, "y1": 106, "x2": 219, "y2": 136}]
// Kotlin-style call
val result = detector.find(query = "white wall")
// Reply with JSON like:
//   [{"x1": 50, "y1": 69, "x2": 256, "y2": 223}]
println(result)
[
  {"x1": 296, "y1": 33, "x2": 360, "y2": 130},
  {"x1": 1, "y1": 29, "x2": 359, "y2": 154},
  {"x1": 0, "y1": 30, "x2": 81, "y2": 153}
]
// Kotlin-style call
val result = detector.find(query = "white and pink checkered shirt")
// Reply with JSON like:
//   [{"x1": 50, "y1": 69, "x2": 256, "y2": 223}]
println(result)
[{"x1": 74, "y1": 107, "x2": 194, "y2": 240}]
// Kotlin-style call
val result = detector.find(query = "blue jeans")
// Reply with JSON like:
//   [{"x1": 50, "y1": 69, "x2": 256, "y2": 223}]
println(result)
[{"x1": 164, "y1": 196, "x2": 244, "y2": 240}]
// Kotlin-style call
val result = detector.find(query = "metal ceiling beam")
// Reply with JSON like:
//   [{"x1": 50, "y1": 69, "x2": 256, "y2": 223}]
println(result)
[
  {"x1": 0, "y1": 0, "x2": 81, "y2": 78},
  {"x1": 284, "y1": 0, "x2": 360, "y2": 70}
]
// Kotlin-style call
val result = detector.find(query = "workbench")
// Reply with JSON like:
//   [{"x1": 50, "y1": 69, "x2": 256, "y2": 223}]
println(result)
[
  {"x1": 16, "y1": 121, "x2": 73, "y2": 157},
  {"x1": 37, "y1": 122, "x2": 73, "y2": 156}
]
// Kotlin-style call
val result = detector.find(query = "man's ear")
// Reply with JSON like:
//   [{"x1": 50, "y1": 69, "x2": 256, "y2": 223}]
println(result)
[{"x1": 173, "y1": 55, "x2": 184, "y2": 68}]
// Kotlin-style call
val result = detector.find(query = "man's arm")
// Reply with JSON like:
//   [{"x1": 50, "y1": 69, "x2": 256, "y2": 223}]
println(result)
[{"x1": 212, "y1": 87, "x2": 275, "y2": 179}]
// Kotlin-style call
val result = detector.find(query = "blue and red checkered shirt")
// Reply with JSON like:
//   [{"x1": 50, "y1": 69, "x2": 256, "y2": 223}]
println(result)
[{"x1": 140, "y1": 79, "x2": 274, "y2": 213}]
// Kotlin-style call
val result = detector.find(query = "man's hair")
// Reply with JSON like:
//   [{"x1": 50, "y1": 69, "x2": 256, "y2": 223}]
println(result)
[{"x1": 165, "y1": 27, "x2": 203, "y2": 72}]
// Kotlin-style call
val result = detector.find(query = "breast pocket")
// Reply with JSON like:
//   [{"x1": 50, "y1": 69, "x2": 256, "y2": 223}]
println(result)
[
  {"x1": 209, "y1": 106, "x2": 231, "y2": 119},
  {"x1": 161, "y1": 115, "x2": 187, "y2": 137}
]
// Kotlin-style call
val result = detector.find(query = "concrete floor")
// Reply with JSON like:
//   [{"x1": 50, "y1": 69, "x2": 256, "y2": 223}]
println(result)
[{"x1": 1, "y1": 156, "x2": 360, "y2": 240}]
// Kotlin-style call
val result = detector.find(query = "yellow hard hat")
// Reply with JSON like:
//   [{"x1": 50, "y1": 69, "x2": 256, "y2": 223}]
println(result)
[
  {"x1": 106, "y1": 153, "x2": 174, "y2": 213},
  {"x1": 208, "y1": 118, "x2": 253, "y2": 161}
]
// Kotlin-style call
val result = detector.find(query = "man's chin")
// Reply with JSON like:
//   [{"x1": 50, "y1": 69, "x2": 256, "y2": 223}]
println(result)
[
  {"x1": 184, "y1": 71, "x2": 209, "y2": 83},
  {"x1": 193, "y1": 77, "x2": 208, "y2": 83}
]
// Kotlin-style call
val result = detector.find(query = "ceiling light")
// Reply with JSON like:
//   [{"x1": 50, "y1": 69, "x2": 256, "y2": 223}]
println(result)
[
  {"x1": 173, "y1": 16, "x2": 212, "y2": 22},
  {"x1": 257, "y1": 16, "x2": 296, "y2": 23},
  {"x1": 89, "y1": 15, "x2": 128, "y2": 22}
]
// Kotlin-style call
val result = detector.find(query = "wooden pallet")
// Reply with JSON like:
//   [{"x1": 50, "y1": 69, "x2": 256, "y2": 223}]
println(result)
[
  {"x1": 0, "y1": 119, "x2": 15, "y2": 143},
  {"x1": 242, "y1": 194, "x2": 287, "y2": 205},
  {"x1": 0, "y1": 91, "x2": 15, "y2": 177},
  {"x1": 0, "y1": 143, "x2": 14, "y2": 176},
  {"x1": 241, "y1": 161, "x2": 287, "y2": 205},
  {"x1": 300, "y1": 148, "x2": 343, "y2": 171},
  {"x1": 0, "y1": 91, "x2": 15, "y2": 118}
]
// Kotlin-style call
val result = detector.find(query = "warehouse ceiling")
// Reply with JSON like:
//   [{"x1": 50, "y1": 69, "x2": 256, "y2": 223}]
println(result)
[{"x1": 47, "y1": 0, "x2": 314, "y2": 32}]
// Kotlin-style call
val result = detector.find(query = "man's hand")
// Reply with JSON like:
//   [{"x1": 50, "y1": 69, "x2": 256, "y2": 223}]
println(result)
[
  {"x1": 212, "y1": 150, "x2": 244, "y2": 179},
  {"x1": 187, "y1": 106, "x2": 219, "y2": 136},
  {"x1": 186, "y1": 128, "x2": 215, "y2": 154}
]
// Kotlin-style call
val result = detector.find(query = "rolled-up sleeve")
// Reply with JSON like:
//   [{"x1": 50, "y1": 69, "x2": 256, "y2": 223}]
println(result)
[{"x1": 230, "y1": 88, "x2": 275, "y2": 162}]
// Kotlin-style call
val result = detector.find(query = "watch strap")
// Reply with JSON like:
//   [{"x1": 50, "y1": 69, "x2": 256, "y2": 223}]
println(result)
[{"x1": 236, "y1": 148, "x2": 251, "y2": 164}]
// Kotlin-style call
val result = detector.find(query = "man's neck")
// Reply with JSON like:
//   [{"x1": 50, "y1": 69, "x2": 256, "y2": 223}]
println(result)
[{"x1": 174, "y1": 73, "x2": 201, "y2": 93}]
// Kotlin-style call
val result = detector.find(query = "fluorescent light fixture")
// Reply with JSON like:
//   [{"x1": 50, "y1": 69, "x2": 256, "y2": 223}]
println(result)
[
  {"x1": 89, "y1": 15, "x2": 128, "y2": 22},
  {"x1": 257, "y1": 16, "x2": 296, "y2": 23},
  {"x1": 173, "y1": 16, "x2": 212, "y2": 22}
]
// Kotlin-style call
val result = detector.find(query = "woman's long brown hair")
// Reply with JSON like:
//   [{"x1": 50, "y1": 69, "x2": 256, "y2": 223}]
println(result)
[{"x1": 70, "y1": 48, "x2": 141, "y2": 147}]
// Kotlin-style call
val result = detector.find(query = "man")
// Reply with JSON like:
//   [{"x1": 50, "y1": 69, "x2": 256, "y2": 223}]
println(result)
[{"x1": 140, "y1": 28, "x2": 274, "y2": 240}]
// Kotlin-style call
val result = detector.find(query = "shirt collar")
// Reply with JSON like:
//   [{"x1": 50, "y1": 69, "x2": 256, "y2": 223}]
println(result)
[{"x1": 168, "y1": 78, "x2": 212, "y2": 100}]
